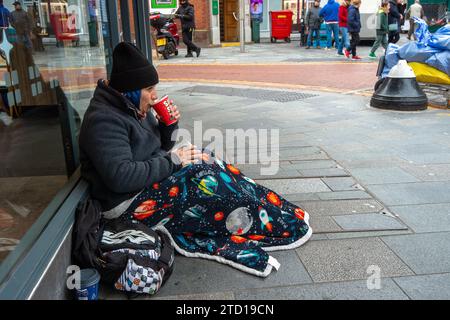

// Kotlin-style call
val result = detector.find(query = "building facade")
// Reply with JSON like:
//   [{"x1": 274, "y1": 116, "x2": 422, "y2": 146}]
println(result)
[{"x1": 148, "y1": 0, "x2": 307, "y2": 46}]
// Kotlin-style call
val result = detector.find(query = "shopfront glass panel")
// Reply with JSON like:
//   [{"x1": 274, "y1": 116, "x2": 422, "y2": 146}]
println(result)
[
  {"x1": 0, "y1": 0, "x2": 110, "y2": 275},
  {"x1": 117, "y1": 0, "x2": 137, "y2": 44}
]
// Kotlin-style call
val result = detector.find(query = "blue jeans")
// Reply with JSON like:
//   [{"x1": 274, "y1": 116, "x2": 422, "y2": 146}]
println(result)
[
  {"x1": 326, "y1": 23, "x2": 340, "y2": 49},
  {"x1": 307, "y1": 28, "x2": 320, "y2": 47},
  {"x1": 17, "y1": 34, "x2": 32, "y2": 49},
  {"x1": 337, "y1": 27, "x2": 350, "y2": 54}
]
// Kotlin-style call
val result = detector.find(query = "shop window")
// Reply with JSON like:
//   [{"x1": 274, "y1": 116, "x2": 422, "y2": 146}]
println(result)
[
  {"x1": 0, "y1": 0, "x2": 111, "y2": 281},
  {"x1": 282, "y1": 0, "x2": 300, "y2": 32}
]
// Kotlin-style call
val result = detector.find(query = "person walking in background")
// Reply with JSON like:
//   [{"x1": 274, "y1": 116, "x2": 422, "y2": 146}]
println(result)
[
  {"x1": 0, "y1": 0, "x2": 10, "y2": 28},
  {"x1": 398, "y1": 0, "x2": 407, "y2": 26},
  {"x1": 406, "y1": 0, "x2": 424, "y2": 40},
  {"x1": 305, "y1": 0, "x2": 322, "y2": 49},
  {"x1": 348, "y1": 0, "x2": 361, "y2": 60},
  {"x1": 319, "y1": 0, "x2": 340, "y2": 51},
  {"x1": 175, "y1": 0, "x2": 201, "y2": 58},
  {"x1": 369, "y1": 1, "x2": 390, "y2": 59},
  {"x1": 0, "y1": 0, "x2": 11, "y2": 42},
  {"x1": 338, "y1": 0, "x2": 351, "y2": 57},
  {"x1": 388, "y1": 0, "x2": 402, "y2": 44},
  {"x1": 10, "y1": 1, "x2": 32, "y2": 49}
]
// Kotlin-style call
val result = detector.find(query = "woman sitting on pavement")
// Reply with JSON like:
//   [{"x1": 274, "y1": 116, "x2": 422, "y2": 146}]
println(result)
[{"x1": 79, "y1": 42, "x2": 312, "y2": 276}]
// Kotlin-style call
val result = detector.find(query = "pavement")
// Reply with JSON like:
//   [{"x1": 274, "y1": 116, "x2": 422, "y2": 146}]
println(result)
[{"x1": 100, "y1": 37, "x2": 450, "y2": 300}]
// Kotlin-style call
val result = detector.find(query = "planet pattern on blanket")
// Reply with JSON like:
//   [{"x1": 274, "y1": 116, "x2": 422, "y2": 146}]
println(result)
[{"x1": 122, "y1": 156, "x2": 312, "y2": 277}]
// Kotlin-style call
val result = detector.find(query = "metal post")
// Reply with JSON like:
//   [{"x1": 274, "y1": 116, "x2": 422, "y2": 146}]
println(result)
[{"x1": 240, "y1": 0, "x2": 245, "y2": 52}]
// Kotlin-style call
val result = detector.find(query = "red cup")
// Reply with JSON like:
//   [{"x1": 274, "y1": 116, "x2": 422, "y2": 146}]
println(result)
[{"x1": 152, "y1": 95, "x2": 177, "y2": 126}]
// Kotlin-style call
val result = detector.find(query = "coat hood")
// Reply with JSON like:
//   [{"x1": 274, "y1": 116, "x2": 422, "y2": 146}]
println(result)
[{"x1": 91, "y1": 80, "x2": 142, "y2": 121}]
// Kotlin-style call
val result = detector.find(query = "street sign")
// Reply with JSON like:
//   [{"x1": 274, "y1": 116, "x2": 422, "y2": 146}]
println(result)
[{"x1": 212, "y1": 0, "x2": 219, "y2": 15}]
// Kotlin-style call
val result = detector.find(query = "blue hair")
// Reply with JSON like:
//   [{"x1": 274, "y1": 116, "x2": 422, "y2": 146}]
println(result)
[{"x1": 123, "y1": 90, "x2": 142, "y2": 109}]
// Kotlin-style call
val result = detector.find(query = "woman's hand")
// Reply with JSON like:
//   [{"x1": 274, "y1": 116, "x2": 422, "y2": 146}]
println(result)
[
  {"x1": 170, "y1": 102, "x2": 181, "y2": 122},
  {"x1": 171, "y1": 144, "x2": 210, "y2": 167}
]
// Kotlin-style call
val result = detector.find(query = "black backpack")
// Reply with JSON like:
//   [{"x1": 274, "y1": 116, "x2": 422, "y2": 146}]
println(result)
[{"x1": 72, "y1": 198, "x2": 175, "y2": 296}]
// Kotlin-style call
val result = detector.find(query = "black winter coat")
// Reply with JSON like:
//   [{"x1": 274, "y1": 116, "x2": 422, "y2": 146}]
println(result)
[
  {"x1": 79, "y1": 80, "x2": 181, "y2": 211},
  {"x1": 388, "y1": 0, "x2": 401, "y2": 26},
  {"x1": 175, "y1": 3, "x2": 196, "y2": 30}
]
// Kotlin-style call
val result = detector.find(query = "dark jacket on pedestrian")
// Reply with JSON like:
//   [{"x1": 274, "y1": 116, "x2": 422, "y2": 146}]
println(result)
[
  {"x1": 347, "y1": 5, "x2": 361, "y2": 33},
  {"x1": 319, "y1": 0, "x2": 340, "y2": 23},
  {"x1": 10, "y1": 8, "x2": 32, "y2": 35},
  {"x1": 376, "y1": 8, "x2": 389, "y2": 35},
  {"x1": 388, "y1": 0, "x2": 401, "y2": 26},
  {"x1": 175, "y1": 2, "x2": 195, "y2": 31},
  {"x1": 79, "y1": 80, "x2": 181, "y2": 211},
  {"x1": 0, "y1": 4, "x2": 10, "y2": 28},
  {"x1": 305, "y1": 6, "x2": 322, "y2": 29}
]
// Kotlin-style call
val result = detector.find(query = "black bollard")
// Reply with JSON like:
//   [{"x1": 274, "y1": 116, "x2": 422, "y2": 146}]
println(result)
[{"x1": 371, "y1": 60, "x2": 428, "y2": 111}]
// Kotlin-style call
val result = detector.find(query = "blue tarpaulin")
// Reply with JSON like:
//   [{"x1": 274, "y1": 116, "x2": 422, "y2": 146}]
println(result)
[{"x1": 382, "y1": 18, "x2": 450, "y2": 77}]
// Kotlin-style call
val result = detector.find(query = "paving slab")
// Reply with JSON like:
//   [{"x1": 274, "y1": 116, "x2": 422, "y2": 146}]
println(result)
[
  {"x1": 310, "y1": 234, "x2": 329, "y2": 241},
  {"x1": 321, "y1": 177, "x2": 362, "y2": 191},
  {"x1": 294, "y1": 199, "x2": 384, "y2": 216},
  {"x1": 298, "y1": 168, "x2": 349, "y2": 178},
  {"x1": 337, "y1": 157, "x2": 411, "y2": 169},
  {"x1": 389, "y1": 203, "x2": 450, "y2": 233},
  {"x1": 152, "y1": 292, "x2": 235, "y2": 300},
  {"x1": 283, "y1": 193, "x2": 321, "y2": 202},
  {"x1": 256, "y1": 178, "x2": 331, "y2": 194},
  {"x1": 99, "y1": 287, "x2": 235, "y2": 300},
  {"x1": 277, "y1": 147, "x2": 322, "y2": 157},
  {"x1": 316, "y1": 190, "x2": 372, "y2": 201},
  {"x1": 348, "y1": 168, "x2": 420, "y2": 185},
  {"x1": 401, "y1": 164, "x2": 450, "y2": 182},
  {"x1": 381, "y1": 232, "x2": 450, "y2": 275},
  {"x1": 395, "y1": 143, "x2": 449, "y2": 154},
  {"x1": 393, "y1": 273, "x2": 450, "y2": 300},
  {"x1": 281, "y1": 152, "x2": 330, "y2": 161},
  {"x1": 151, "y1": 251, "x2": 313, "y2": 297},
  {"x1": 366, "y1": 182, "x2": 450, "y2": 206},
  {"x1": 308, "y1": 213, "x2": 342, "y2": 233},
  {"x1": 399, "y1": 153, "x2": 450, "y2": 165},
  {"x1": 333, "y1": 213, "x2": 408, "y2": 231},
  {"x1": 325, "y1": 230, "x2": 413, "y2": 240},
  {"x1": 234, "y1": 278, "x2": 409, "y2": 300},
  {"x1": 282, "y1": 160, "x2": 338, "y2": 170},
  {"x1": 241, "y1": 168, "x2": 303, "y2": 180},
  {"x1": 296, "y1": 238, "x2": 414, "y2": 283},
  {"x1": 329, "y1": 152, "x2": 405, "y2": 162}
]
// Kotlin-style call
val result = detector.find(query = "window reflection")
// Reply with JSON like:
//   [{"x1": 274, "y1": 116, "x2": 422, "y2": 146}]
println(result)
[{"x1": 0, "y1": 0, "x2": 108, "y2": 266}]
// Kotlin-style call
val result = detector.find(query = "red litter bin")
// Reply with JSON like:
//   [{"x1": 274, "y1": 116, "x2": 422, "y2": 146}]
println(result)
[{"x1": 270, "y1": 10, "x2": 293, "y2": 43}]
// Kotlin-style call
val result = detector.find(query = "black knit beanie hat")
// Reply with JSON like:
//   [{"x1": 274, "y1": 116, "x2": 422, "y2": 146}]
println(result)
[{"x1": 109, "y1": 42, "x2": 159, "y2": 92}]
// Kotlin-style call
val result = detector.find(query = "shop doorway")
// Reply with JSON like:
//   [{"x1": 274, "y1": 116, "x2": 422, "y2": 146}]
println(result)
[
  {"x1": 219, "y1": 0, "x2": 239, "y2": 42},
  {"x1": 283, "y1": 0, "x2": 301, "y2": 32}
]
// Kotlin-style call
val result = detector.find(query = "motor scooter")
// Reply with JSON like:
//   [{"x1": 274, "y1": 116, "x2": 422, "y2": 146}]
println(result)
[{"x1": 150, "y1": 11, "x2": 180, "y2": 59}]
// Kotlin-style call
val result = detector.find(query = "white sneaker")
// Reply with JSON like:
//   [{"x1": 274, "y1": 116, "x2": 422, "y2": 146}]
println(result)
[{"x1": 0, "y1": 112, "x2": 13, "y2": 126}]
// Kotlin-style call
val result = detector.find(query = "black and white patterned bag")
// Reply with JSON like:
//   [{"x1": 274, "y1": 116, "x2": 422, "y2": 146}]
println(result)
[{"x1": 100, "y1": 219, "x2": 175, "y2": 296}]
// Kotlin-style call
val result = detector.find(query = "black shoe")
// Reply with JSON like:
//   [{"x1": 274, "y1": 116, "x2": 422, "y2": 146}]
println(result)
[
  {"x1": 195, "y1": 47, "x2": 201, "y2": 57},
  {"x1": 185, "y1": 52, "x2": 193, "y2": 58}
]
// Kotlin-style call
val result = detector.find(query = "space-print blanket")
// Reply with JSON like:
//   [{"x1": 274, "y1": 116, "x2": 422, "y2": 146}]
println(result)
[{"x1": 122, "y1": 157, "x2": 312, "y2": 277}]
